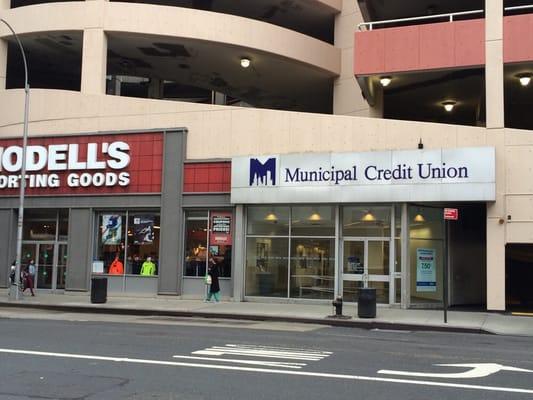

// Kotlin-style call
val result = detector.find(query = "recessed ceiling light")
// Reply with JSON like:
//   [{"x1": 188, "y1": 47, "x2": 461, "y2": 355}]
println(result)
[
  {"x1": 442, "y1": 101, "x2": 456, "y2": 112},
  {"x1": 240, "y1": 58, "x2": 251, "y2": 68},
  {"x1": 380, "y1": 76, "x2": 392, "y2": 87},
  {"x1": 518, "y1": 73, "x2": 532, "y2": 87}
]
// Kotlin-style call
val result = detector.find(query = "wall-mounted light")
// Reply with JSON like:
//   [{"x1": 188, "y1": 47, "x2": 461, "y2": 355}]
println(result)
[
  {"x1": 379, "y1": 76, "x2": 392, "y2": 87},
  {"x1": 518, "y1": 73, "x2": 532, "y2": 87},
  {"x1": 442, "y1": 100, "x2": 456, "y2": 112},
  {"x1": 240, "y1": 58, "x2": 251, "y2": 68}
]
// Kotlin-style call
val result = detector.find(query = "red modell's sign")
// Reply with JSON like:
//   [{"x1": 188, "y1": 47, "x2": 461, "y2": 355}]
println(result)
[{"x1": 0, "y1": 132, "x2": 163, "y2": 195}]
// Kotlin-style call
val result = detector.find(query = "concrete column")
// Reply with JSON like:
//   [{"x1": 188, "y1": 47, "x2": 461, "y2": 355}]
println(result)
[
  {"x1": 485, "y1": 0, "x2": 506, "y2": 311},
  {"x1": 148, "y1": 77, "x2": 164, "y2": 99},
  {"x1": 81, "y1": 29, "x2": 107, "y2": 95},
  {"x1": 333, "y1": 1, "x2": 369, "y2": 116},
  {"x1": 232, "y1": 204, "x2": 245, "y2": 301},
  {"x1": 212, "y1": 91, "x2": 226, "y2": 105},
  {"x1": 66, "y1": 208, "x2": 93, "y2": 291},
  {"x1": 0, "y1": 209, "x2": 16, "y2": 287},
  {"x1": 158, "y1": 129, "x2": 187, "y2": 295}
]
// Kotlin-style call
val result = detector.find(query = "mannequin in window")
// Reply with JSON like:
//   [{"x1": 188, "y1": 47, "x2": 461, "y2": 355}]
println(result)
[
  {"x1": 108, "y1": 255, "x2": 124, "y2": 275},
  {"x1": 140, "y1": 256, "x2": 156, "y2": 276}
]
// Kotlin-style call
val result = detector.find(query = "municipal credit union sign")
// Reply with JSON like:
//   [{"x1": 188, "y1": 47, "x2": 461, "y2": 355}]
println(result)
[{"x1": 231, "y1": 147, "x2": 496, "y2": 204}]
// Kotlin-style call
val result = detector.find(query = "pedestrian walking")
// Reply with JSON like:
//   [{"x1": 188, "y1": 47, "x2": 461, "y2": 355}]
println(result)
[
  {"x1": 205, "y1": 254, "x2": 221, "y2": 303},
  {"x1": 23, "y1": 259, "x2": 35, "y2": 296}
]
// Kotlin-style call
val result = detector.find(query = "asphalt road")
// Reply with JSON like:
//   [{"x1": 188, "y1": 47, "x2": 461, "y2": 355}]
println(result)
[{"x1": 0, "y1": 308, "x2": 532, "y2": 400}]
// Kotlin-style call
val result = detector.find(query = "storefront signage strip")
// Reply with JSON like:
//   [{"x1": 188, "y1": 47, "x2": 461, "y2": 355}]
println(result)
[{"x1": 231, "y1": 147, "x2": 496, "y2": 203}]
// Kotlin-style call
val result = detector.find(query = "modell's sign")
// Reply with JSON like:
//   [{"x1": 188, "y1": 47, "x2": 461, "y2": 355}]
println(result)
[{"x1": 0, "y1": 132, "x2": 163, "y2": 195}]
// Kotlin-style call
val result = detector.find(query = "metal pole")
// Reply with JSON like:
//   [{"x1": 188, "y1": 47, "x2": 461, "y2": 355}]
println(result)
[
  {"x1": 1, "y1": 19, "x2": 30, "y2": 301},
  {"x1": 443, "y1": 219, "x2": 449, "y2": 323}
]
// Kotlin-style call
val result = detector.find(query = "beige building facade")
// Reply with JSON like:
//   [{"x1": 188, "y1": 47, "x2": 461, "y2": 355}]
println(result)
[{"x1": 0, "y1": 0, "x2": 531, "y2": 311}]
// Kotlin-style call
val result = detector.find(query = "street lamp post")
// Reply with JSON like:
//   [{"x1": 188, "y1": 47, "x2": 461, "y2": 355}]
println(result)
[{"x1": 1, "y1": 19, "x2": 30, "y2": 301}]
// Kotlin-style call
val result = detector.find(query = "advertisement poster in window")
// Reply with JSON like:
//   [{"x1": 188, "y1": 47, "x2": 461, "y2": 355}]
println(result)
[
  {"x1": 101, "y1": 215, "x2": 122, "y2": 245},
  {"x1": 416, "y1": 248, "x2": 436, "y2": 292},
  {"x1": 210, "y1": 212, "x2": 232, "y2": 245},
  {"x1": 133, "y1": 216, "x2": 154, "y2": 245}
]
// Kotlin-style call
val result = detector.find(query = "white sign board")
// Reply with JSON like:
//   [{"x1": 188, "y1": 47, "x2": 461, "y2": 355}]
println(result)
[
  {"x1": 231, "y1": 147, "x2": 495, "y2": 204},
  {"x1": 416, "y1": 248, "x2": 436, "y2": 292}
]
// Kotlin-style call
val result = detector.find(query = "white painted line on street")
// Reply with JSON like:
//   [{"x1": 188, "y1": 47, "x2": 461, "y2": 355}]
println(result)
[
  {"x1": 379, "y1": 363, "x2": 533, "y2": 379},
  {"x1": 172, "y1": 355, "x2": 306, "y2": 369},
  {"x1": 1, "y1": 348, "x2": 533, "y2": 395},
  {"x1": 193, "y1": 344, "x2": 331, "y2": 361}
]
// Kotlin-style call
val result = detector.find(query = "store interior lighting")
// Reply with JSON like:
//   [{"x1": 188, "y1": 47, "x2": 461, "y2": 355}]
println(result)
[
  {"x1": 308, "y1": 211, "x2": 322, "y2": 222},
  {"x1": 265, "y1": 212, "x2": 278, "y2": 222},
  {"x1": 414, "y1": 212, "x2": 425, "y2": 222},
  {"x1": 379, "y1": 76, "x2": 392, "y2": 87},
  {"x1": 240, "y1": 58, "x2": 251, "y2": 68},
  {"x1": 518, "y1": 73, "x2": 532, "y2": 87},
  {"x1": 361, "y1": 211, "x2": 376, "y2": 222},
  {"x1": 442, "y1": 101, "x2": 456, "y2": 112}
]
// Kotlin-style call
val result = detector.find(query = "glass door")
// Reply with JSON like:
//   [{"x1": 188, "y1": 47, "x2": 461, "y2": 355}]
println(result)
[
  {"x1": 342, "y1": 239, "x2": 390, "y2": 303},
  {"x1": 36, "y1": 243, "x2": 55, "y2": 289},
  {"x1": 56, "y1": 243, "x2": 68, "y2": 290}
]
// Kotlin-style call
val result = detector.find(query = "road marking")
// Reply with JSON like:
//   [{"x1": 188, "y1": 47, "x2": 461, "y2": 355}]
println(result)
[
  {"x1": 378, "y1": 363, "x2": 533, "y2": 379},
  {"x1": 193, "y1": 344, "x2": 331, "y2": 361},
  {"x1": 172, "y1": 355, "x2": 305, "y2": 369},
  {"x1": 1, "y1": 348, "x2": 533, "y2": 395}
]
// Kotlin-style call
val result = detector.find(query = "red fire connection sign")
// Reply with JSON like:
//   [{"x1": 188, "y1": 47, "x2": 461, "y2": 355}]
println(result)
[{"x1": 444, "y1": 208, "x2": 459, "y2": 220}]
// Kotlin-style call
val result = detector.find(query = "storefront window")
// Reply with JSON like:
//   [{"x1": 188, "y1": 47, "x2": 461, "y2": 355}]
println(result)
[
  {"x1": 126, "y1": 214, "x2": 161, "y2": 275},
  {"x1": 342, "y1": 206, "x2": 391, "y2": 237},
  {"x1": 184, "y1": 210, "x2": 233, "y2": 278},
  {"x1": 22, "y1": 209, "x2": 57, "y2": 241},
  {"x1": 94, "y1": 211, "x2": 160, "y2": 276},
  {"x1": 409, "y1": 206, "x2": 444, "y2": 305},
  {"x1": 290, "y1": 238, "x2": 334, "y2": 299},
  {"x1": 246, "y1": 237, "x2": 288, "y2": 297},
  {"x1": 247, "y1": 206, "x2": 289, "y2": 236},
  {"x1": 245, "y1": 205, "x2": 334, "y2": 299}
]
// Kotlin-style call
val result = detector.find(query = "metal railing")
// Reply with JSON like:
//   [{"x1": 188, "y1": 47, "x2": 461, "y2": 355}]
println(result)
[
  {"x1": 504, "y1": 5, "x2": 533, "y2": 12},
  {"x1": 357, "y1": 9, "x2": 484, "y2": 31}
]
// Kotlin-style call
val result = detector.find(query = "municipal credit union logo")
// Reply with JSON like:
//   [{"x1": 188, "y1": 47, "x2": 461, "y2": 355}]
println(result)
[{"x1": 249, "y1": 157, "x2": 276, "y2": 186}]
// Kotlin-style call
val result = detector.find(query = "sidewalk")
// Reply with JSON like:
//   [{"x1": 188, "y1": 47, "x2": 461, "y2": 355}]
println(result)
[{"x1": 1, "y1": 291, "x2": 533, "y2": 336}]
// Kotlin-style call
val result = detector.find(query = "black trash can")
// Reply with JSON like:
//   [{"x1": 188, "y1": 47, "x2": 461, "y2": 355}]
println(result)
[
  {"x1": 91, "y1": 277, "x2": 107, "y2": 304},
  {"x1": 358, "y1": 288, "x2": 376, "y2": 318}
]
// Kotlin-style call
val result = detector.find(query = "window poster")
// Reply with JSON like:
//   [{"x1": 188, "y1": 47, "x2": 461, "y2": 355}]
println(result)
[
  {"x1": 210, "y1": 212, "x2": 232, "y2": 245},
  {"x1": 101, "y1": 215, "x2": 122, "y2": 245},
  {"x1": 416, "y1": 248, "x2": 436, "y2": 292},
  {"x1": 133, "y1": 215, "x2": 154, "y2": 245}
]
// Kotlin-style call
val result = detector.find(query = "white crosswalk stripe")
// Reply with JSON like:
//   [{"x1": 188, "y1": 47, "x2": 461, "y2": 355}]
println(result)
[{"x1": 177, "y1": 344, "x2": 332, "y2": 369}]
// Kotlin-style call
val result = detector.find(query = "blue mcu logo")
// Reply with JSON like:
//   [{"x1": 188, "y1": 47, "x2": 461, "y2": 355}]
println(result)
[{"x1": 249, "y1": 157, "x2": 276, "y2": 186}]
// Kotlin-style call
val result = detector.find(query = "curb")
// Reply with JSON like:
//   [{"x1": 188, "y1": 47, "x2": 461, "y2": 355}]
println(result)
[{"x1": 0, "y1": 301, "x2": 491, "y2": 335}]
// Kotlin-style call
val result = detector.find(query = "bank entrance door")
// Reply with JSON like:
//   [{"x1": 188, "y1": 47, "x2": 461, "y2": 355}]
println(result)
[
  {"x1": 342, "y1": 239, "x2": 390, "y2": 304},
  {"x1": 20, "y1": 242, "x2": 68, "y2": 291}
]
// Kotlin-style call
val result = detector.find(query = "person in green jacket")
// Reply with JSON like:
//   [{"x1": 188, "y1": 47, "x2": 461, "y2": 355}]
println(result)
[{"x1": 140, "y1": 256, "x2": 156, "y2": 276}]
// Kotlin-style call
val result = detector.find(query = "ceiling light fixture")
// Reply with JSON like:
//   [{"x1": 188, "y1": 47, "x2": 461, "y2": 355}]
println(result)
[
  {"x1": 442, "y1": 101, "x2": 456, "y2": 112},
  {"x1": 265, "y1": 212, "x2": 278, "y2": 222},
  {"x1": 414, "y1": 213, "x2": 425, "y2": 223},
  {"x1": 518, "y1": 73, "x2": 532, "y2": 87},
  {"x1": 240, "y1": 58, "x2": 251, "y2": 68},
  {"x1": 361, "y1": 211, "x2": 376, "y2": 222},
  {"x1": 308, "y1": 212, "x2": 322, "y2": 222},
  {"x1": 379, "y1": 76, "x2": 392, "y2": 87}
]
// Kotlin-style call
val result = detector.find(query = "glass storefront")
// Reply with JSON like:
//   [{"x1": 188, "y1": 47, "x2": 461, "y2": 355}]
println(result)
[
  {"x1": 184, "y1": 210, "x2": 233, "y2": 278},
  {"x1": 245, "y1": 205, "x2": 335, "y2": 300},
  {"x1": 21, "y1": 209, "x2": 69, "y2": 291},
  {"x1": 409, "y1": 206, "x2": 444, "y2": 305},
  {"x1": 94, "y1": 211, "x2": 160, "y2": 277}
]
